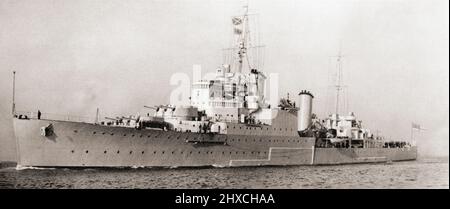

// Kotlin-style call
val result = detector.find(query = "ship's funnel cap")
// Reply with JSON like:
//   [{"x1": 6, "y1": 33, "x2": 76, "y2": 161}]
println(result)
[{"x1": 298, "y1": 90, "x2": 314, "y2": 98}]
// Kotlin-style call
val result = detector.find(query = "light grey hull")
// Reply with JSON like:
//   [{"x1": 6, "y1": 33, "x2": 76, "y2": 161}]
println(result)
[{"x1": 13, "y1": 119, "x2": 417, "y2": 168}]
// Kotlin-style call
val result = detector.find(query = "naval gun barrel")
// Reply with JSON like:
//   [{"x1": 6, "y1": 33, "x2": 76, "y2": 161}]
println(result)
[
  {"x1": 144, "y1": 105, "x2": 175, "y2": 111},
  {"x1": 144, "y1": 105, "x2": 157, "y2": 110}
]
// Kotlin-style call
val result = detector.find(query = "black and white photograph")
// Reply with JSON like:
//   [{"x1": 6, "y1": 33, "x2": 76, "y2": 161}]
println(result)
[{"x1": 0, "y1": 0, "x2": 448, "y2": 196}]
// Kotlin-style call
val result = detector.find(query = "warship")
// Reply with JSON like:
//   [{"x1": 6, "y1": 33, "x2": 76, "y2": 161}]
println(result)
[{"x1": 12, "y1": 7, "x2": 417, "y2": 168}]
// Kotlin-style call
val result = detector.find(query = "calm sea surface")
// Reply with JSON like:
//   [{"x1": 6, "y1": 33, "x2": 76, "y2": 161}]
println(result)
[{"x1": 0, "y1": 157, "x2": 447, "y2": 189}]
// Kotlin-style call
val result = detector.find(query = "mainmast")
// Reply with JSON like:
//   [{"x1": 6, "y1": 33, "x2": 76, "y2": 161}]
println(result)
[
  {"x1": 331, "y1": 42, "x2": 348, "y2": 117},
  {"x1": 335, "y1": 51, "x2": 343, "y2": 116},
  {"x1": 12, "y1": 71, "x2": 16, "y2": 117}
]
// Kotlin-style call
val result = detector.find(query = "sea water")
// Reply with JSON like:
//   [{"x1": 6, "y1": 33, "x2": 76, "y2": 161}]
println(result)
[{"x1": 0, "y1": 157, "x2": 447, "y2": 189}]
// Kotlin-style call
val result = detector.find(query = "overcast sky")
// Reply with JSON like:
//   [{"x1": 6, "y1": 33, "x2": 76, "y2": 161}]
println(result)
[{"x1": 0, "y1": 0, "x2": 448, "y2": 160}]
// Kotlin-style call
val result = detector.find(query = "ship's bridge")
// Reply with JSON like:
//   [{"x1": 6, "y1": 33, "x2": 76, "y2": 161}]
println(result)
[{"x1": 190, "y1": 65, "x2": 268, "y2": 122}]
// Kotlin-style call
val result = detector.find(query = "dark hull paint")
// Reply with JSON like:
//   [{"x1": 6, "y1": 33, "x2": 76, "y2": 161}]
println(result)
[{"x1": 13, "y1": 119, "x2": 417, "y2": 168}]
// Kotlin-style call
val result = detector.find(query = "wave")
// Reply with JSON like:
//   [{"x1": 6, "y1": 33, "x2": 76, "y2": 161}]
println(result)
[
  {"x1": 15, "y1": 165, "x2": 55, "y2": 170},
  {"x1": 212, "y1": 164, "x2": 228, "y2": 168}
]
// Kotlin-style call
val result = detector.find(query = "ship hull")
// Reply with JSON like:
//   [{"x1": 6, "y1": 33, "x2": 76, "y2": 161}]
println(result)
[{"x1": 13, "y1": 119, "x2": 417, "y2": 168}]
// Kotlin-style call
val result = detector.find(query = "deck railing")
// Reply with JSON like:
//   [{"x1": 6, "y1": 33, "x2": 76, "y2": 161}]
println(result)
[{"x1": 15, "y1": 111, "x2": 96, "y2": 124}]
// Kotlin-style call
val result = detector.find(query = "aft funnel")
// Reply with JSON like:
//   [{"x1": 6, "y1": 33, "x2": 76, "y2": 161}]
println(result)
[{"x1": 298, "y1": 90, "x2": 314, "y2": 131}]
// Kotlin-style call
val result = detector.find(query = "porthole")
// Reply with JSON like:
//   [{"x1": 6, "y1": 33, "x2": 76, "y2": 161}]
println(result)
[
  {"x1": 102, "y1": 132, "x2": 105, "y2": 135},
  {"x1": 147, "y1": 135, "x2": 151, "y2": 138},
  {"x1": 229, "y1": 152, "x2": 232, "y2": 154},
  {"x1": 190, "y1": 151, "x2": 193, "y2": 154},
  {"x1": 117, "y1": 150, "x2": 120, "y2": 154},
  {"x1": 110, "y1": 133, "x2": 114, "y2": 136},
  {"x1": 104, "y1": 151, "x2": 107, "y2": 154},
  {"x1": 71, "y1": 150, "x2": 74, "y2": 153},
  {"x1": 85, "y1": 150, "x2": 89, "y2": 153},
  {"x1": 222, "y1": 152, "x2": 225, "y2": 154},
  {"x1": 172, "y1": 151, "x2": 174, "y2": 154},
  {"x1": 141, "y1": 151, "x2": 145, "y2": 154},
  {"x1": 198, "y1": 151, "x2": 201, "y2": 154},
  {"x1": 129, "y1": 151, "x2": 133, "y2": 154},
  {"x1": 236, "y1": 151, "x2": 239, "y2": 154},
  {"x1": 131, "y1": 134, "x2": 135, "y2": 137},
  {"x1": 162, "y1": 151, "x2": 165, "y2": 154},
  {"x1": 73, "y1": 130, "x2": 78, "y2": 133},
  {"x1": 210, "y1": 152, "x2": 213, "y2": 154},
  {"x1": 153, "y1": 151, "x2": 157, "y2": 154},
  {"x1": 243, "y1": 152, "x2": 246, "y2": 154},
  {"x1": 124, "y1": 134, "x2": 127, "y2": 136},
  {"x1": 140, "y1": 135, "x2": 143, "y2": 138},
  {"x1": 93, "y1": 131, "x2": 96, "y2": 134}
]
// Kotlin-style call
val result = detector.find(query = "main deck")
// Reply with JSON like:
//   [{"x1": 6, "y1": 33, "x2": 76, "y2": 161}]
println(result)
[{"x1": 13, "y1": 118, "x2": 416, "y2": 168}]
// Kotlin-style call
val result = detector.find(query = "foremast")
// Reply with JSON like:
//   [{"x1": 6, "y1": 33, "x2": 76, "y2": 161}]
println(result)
[
  {"x1": 233, "y1": 4, "x2": 249, "y2": 74},
  {"x1": 189, "y1": 5, "x2": 268, "y2": 123}
]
